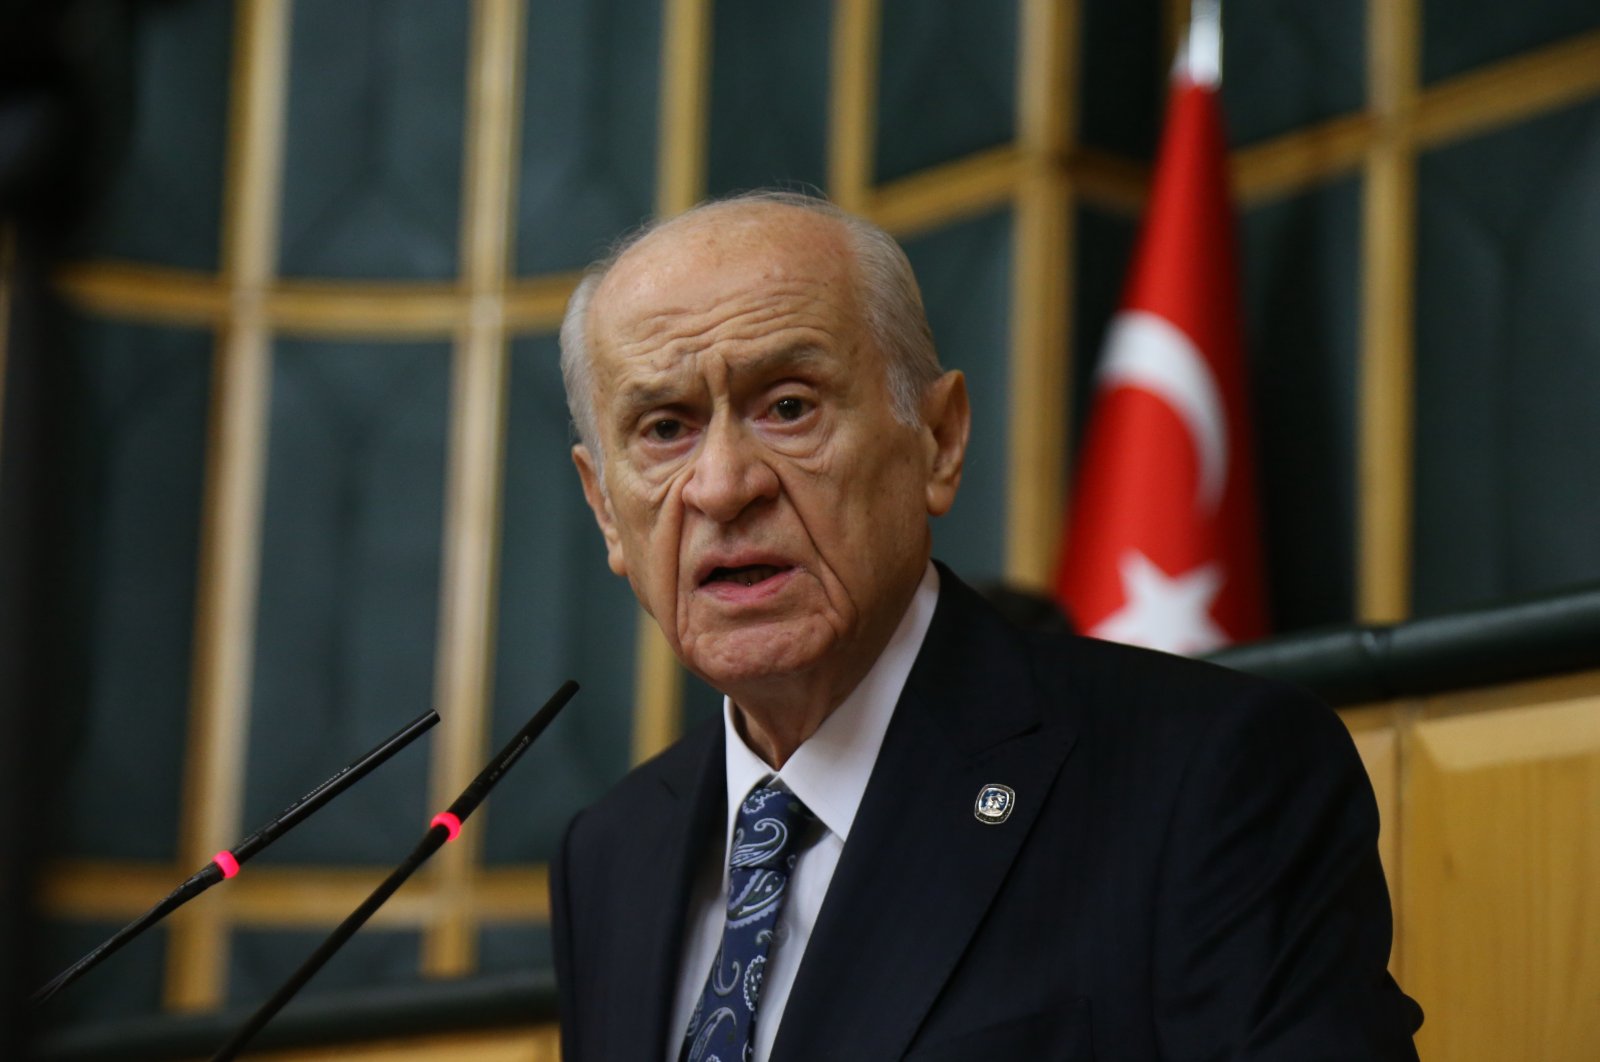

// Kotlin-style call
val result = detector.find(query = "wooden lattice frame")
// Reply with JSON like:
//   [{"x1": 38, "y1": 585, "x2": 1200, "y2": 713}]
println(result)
[{"x1": 32, "y1": 0, "x2": 1600, "y2": 1012}]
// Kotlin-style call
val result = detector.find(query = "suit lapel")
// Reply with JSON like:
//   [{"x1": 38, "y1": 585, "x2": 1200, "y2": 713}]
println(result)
[
  {"x1": 772, "y1": 574, "x2": 1080, "y2": 1061},
  {"x1": 605, "y1": 721, "x2": 725, "y2": 1060}
]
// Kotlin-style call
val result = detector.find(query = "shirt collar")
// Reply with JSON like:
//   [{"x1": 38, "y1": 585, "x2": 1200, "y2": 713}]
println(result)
[{"x1": 722, "y1": 562, "x2": 941, "y2": 846}]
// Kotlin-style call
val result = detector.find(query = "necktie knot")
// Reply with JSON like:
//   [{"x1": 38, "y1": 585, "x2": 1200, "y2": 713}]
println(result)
[{"x1": 731, "y1": 786, "x2": 810, "y2": 872}]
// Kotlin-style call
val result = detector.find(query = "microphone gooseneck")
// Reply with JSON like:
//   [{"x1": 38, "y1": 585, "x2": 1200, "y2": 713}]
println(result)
[
  {"x1": 30, "y1": 708, "x2": 441, "y2": 1008},
  {"x1": 209, "y1": 679, "x2": 580, "y2": 1061}
]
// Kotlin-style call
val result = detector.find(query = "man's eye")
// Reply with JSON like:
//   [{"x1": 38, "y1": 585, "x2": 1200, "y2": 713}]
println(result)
[
  {"x1": 646, "y1": 418, "x2": 683, "y2": 441},
  {"x1": 771, "y1": 396, "x2": 809, "y2": 421}
]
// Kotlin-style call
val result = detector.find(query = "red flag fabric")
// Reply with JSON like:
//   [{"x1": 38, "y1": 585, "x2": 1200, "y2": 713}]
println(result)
[{"x1": 1055, "y1": 75, "x2": 1267, "y2": 654}]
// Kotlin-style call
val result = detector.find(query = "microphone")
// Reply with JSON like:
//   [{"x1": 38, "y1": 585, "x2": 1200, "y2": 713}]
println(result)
[
  {"x1": 209, "y1": 679, "x2": 579, "y2": 1061},
  {"x1": 31, "y1": 708, "x2": 440, "y2": 1008}
]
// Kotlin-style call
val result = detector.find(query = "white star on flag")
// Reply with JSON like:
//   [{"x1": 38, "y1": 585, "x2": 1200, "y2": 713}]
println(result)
[{"x1": 1091, "y1": 550, "x2": 1227, "y2": 655}]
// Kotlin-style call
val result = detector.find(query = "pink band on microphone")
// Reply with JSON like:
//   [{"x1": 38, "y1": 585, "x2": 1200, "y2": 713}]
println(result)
[
  {"x1": 213, "y1": 850, "x2": 241, "y2": 879},
  {"x1": 431, "y1": 812, "x2": 462, "y2": 842}
]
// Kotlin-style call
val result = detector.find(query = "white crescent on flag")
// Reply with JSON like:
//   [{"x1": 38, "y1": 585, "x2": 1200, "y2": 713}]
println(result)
[{"x1": 1097, "y1": 310, "x2": 1228, "y2": 512}]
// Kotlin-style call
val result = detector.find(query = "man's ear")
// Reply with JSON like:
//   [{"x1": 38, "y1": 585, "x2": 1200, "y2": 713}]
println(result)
[
  {"x1": 922, "y1": 369, "x2": 970, "y2": 517},
  {"x1": 573, "y1": 445, "x2": 628, "y2": 577}
]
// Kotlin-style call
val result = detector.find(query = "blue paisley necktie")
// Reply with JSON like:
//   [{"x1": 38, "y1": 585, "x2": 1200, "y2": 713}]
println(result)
[{"x1": 681, "y1": 784, "x2": 812, "y2": 1062}]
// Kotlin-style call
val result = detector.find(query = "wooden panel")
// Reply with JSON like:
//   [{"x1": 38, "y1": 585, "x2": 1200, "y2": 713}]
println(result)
[
  {"x1": 169, "y1": 0, "x2": 291, "y2": 1011},
  {"x1": 827, "y1": 0, "x2": 880, "y2": 212},
  {"x1": 1357, "y1": 0, "x2": 1420, "y2": 624},
  {"x1": 1402, "y1": 693, "x2": 1600, "y2": 1061},
  {"x1": 1005, "y1": 0, "x2": 1077, "y2": 591},
  {"x1": 424, "y1": 0, "x2": 527, "y2": 979},
  {"x1": 241, "y1": 1025, "x2": 560, "y2": 1061}
]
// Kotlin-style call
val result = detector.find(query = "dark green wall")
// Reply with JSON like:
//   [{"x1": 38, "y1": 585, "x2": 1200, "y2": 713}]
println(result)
[{"x1": 16, "y1": 0, "x2": 1600, "y2": 1032}]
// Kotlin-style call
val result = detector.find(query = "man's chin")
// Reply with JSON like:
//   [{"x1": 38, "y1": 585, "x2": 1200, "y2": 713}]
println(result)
[{"x1": 679, "y1": 623, "x2": 835, "y2": 693}]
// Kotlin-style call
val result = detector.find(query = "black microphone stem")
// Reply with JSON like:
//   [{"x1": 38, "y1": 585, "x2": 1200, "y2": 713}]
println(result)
[
  {"x1": 210, "y1": 680, "x2": 579, "y2": 1061},
  {"x1": 31, "y1": 708, "x2": 440, "y2": 1008},
  {"x1": 209, "y1": 824, "x2": 445, "y2": 1060},
  {"x1": 29, "y1": 866, "x2": 216, "y2": 1008}
]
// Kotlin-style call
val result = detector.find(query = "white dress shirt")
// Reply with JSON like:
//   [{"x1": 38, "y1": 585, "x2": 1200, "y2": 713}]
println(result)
[{"x1": 667, "y1": 563, "x2": 941, "y2": 1062}]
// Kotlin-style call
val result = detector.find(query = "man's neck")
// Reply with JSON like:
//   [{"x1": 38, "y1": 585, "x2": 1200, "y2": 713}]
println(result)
[
  {"x1": 728, "y1": 665, "x2": 867, "y2": 768},
  {"x1": 725, "y1": 565, "x2": 936, "y2": 768}
]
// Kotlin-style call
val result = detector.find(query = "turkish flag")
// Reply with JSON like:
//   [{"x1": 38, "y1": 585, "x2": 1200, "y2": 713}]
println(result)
[{"x1": 1054, "y1": 75, "x2": 1267, "y2": 654}]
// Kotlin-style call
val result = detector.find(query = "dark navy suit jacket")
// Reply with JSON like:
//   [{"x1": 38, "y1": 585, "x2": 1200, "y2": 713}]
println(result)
[{"x1": 552, "y1": 567, "x2": 1423, "y2": 1060}]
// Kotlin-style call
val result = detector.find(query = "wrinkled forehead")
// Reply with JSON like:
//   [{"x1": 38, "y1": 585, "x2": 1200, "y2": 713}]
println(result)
[{"x1": 588, "y1": 205, "x2": 863, "y2": 350}]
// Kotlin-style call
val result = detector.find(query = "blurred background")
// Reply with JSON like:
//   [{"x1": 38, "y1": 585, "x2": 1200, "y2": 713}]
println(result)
[{"x1": 3, "y1": 0, "x2": 1598, "y2": 1059}]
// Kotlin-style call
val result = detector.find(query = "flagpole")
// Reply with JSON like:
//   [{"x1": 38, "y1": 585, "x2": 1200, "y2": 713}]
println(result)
[{"x1": 1183, "y1": 0, "x2": 1223, "y2": 87}]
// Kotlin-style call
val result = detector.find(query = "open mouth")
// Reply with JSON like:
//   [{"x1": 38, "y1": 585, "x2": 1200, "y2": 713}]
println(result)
[{"x1": 702, "y1": 564, "x2": 788, "y2": 588}]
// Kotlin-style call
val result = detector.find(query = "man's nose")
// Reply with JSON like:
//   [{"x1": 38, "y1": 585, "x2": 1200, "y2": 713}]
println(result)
[{"x1": 681, "y1": 417, "x2": 779, "y2": 523}]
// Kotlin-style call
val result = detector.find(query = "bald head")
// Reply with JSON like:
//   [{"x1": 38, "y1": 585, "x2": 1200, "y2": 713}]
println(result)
[
  {"x1": 559, "y1": 192, "x2": 942, "y2": 462},
  {"x1": 560, "y1": 191, "x2": 971, "y2": 762}
]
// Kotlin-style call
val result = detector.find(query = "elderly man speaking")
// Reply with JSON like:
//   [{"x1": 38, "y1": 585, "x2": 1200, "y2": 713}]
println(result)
[{"x1": 550, "y1": 192, "x2": 1421, "y2": 1061}]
